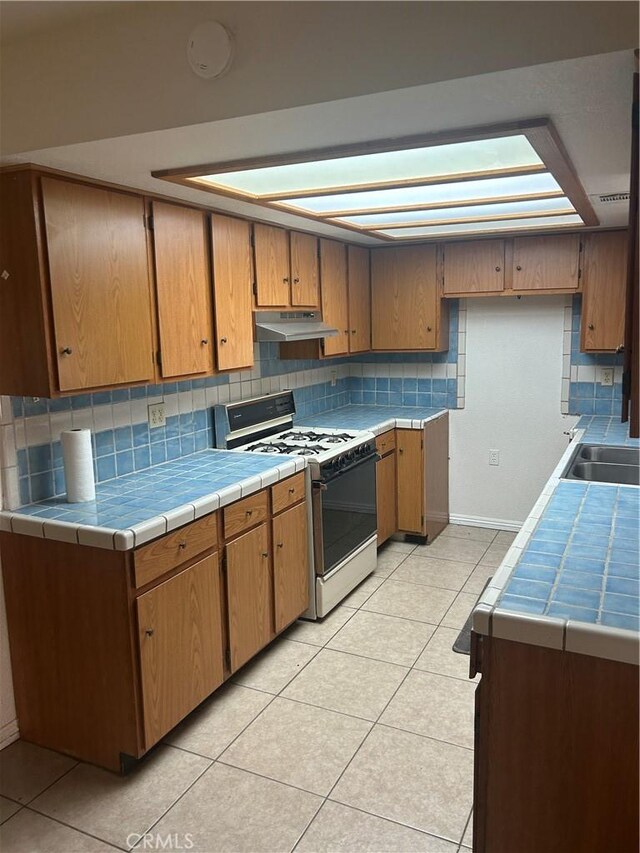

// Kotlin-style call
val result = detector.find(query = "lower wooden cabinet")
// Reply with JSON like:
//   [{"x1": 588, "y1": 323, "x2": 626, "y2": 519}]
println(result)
[
  {"x1": 397, "y1": 429, "x2": 424, "y2": 534},
  {"x1": 225, "y1": 522, "x2": 273, "y2": 672},
  {"x1": 273, "y1": 501, "x2": 309, "y2": 632},
  {"x1": 375, "y1": 432, "x2": 397, "y2": 545},
  {"x1": 136, "y1": 554, "x2": 224, "y2": 746}
]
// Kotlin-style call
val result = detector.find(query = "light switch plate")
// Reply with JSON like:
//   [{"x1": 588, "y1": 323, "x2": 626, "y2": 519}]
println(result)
[{"x1": 148, "y1": 402, "x2": 166, "y2": 428}]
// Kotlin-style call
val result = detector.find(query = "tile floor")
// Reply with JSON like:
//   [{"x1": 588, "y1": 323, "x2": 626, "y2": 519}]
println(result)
[{"x1": 0, "y1": 524, "x2": 516, "y2": 853}]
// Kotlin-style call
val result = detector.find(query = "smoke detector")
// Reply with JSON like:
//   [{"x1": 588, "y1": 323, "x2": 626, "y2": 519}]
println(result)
[
  {"x1": 591, "y1": 192, "x2": 631, "y2": 204},
  {"x1": 187, "y1": 22, "x2": 234, "y2": 79}
]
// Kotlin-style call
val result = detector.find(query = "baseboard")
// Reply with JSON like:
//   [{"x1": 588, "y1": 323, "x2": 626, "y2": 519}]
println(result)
[
  {"x1": 0, "y1": 718, "x2": 19, "y2": 750},
  {"x1": 449, "y1": 513, "x2": 522, "y2": 532}
]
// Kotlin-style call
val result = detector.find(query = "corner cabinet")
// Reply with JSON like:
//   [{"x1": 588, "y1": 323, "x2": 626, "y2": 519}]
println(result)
[
  {"x1": 371, "y1": 245, "x2": 449, "y2": 351},
  {"x1": 0, "y1": 473, "x2": 310, "y2": 772},
  {"x1": 580, "y1": 231, "x2": 628, "y2": 352}
]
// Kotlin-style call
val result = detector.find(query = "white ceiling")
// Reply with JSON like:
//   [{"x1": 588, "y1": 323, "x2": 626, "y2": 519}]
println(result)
[{"x1": 2, "y1": 49, "x2": 632, "y2": 245}]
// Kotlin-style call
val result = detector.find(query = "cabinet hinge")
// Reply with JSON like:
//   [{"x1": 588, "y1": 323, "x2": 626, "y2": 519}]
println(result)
[
  {"x1": 145, "y1": 214, "x2": 154, "y2": 231},
  {"x1": 156, "y1": 350, "x2": 162, "y2": 368},
  {"x1": 224, "y1": 648, "x2": 231, "y2": 669},
  {"x1": 252, "y1": 281, "x2": 258, "y2": 297}
]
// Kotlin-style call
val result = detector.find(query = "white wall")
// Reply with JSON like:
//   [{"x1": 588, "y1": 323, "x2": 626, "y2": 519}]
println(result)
[{"x1": 449, "y1": 297, "x2": 579, "y2": 529}]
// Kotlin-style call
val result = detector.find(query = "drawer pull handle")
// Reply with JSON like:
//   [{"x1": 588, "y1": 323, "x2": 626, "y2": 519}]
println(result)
[
  {"x1": 293, "y1": 277, "x2": 300, "y2": 284},
  {"x1": 516, "y1": 265, "x2": 522, "y2": 271},
  {"x1": 178, "y1": 540, "x2": 187, "y2": 549},
  {"x1": 399, "y1": 448, "x2": 404, "y2": 454},
  {"x1": 588, "y1": 323, "x2": 595, "y2": 330},
  {"x1": 246, "y1": 509, "x2": 253, "y2": 517},
  {"x1": 427, "y1": 326, "x2": 432, "y2": 332},
  {"x1": 277, "y1": 542, "x2": 284, "y2": 548},
  {"x1": 261, "y1": 551, "x2": 269, "y2": 558},
  {"x1": 60, "y1": 347, "x2": 73, "y2": 356},
  {"x1": 283, "y1": 277, "x2": 289, "y2": 284},
  {"x1": 220, "y1": 337, "x2": 228, "y2": 344},
  {"x1": 145, "y1": 628, "x2": 154, "y2": 638},
  {"x1": 288, "y1": 487, "x2": 295, "y2": 494}
]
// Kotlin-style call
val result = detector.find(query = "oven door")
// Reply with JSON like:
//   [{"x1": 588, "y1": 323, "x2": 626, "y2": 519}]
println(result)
[{"x1": 313, "y1": 454, "x2": 377, "y2": 577}]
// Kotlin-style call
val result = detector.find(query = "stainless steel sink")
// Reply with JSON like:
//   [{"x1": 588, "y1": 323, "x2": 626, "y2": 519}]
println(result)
[{"x1": 563, "y1": 444, "x2": 640, "y2": 486}]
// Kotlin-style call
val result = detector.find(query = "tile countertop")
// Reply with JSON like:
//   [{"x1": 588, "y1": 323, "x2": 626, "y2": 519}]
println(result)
[
  {"x1": 0, "y1": 450, "x2": 306, "y2": 551},
  {"x1": 473, "y1": 416, "x2": 639, "y2": 666},
  {"x1": 297, "y1": 404, "x2": 448, "y2": 434}
]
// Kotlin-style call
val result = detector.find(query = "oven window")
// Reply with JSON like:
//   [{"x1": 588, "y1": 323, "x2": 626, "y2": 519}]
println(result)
[{"x1": 321, "y1": 457, "x2": 377, "y2": 575}]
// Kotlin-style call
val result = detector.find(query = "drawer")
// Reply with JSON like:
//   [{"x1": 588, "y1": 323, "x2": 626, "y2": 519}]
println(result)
[
  {"x1": 133, "y1": 512, "x2": 218, "y2": 589},
  {"x1": 376, "y1": 430, "x2": 396, "y2": 457},
  {"x1": 223, "y1": 489, "x2": 269, "y2": 540},
  {"x1": 271, "y1": 472, "x2": 305, "y2": 515}
]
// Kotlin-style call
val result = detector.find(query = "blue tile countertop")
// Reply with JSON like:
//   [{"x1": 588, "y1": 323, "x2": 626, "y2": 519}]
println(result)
[
  {"x1": 297, "y1": 404, "x2": 447, "y2": 434},
  {"x1": 473, "y1": 417, "x2": 639, "y2": 666},
  {"x1": 0, "y1": 450, "x2": 306, "y2": 551}
]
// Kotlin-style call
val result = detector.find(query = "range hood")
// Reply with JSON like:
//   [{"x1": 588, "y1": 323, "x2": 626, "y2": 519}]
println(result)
[{"x1": 254, "y1": 312, "x2": 339, "y2": 343}]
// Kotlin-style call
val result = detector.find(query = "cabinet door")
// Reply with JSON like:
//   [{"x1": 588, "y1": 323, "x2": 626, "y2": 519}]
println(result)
[
  {"x1": 512, "y1": 234, "x2": 580, "y2": 291},
  {"x1": 371, "y1": 246, "x2": 438, "y2": 350},
  {"x1": 290, "y1": 232, "x2": 319, "y2": 307},
  {"x1": 443, "y1": 240, "x2": 505, "y2": 295},
  {"x1": 42, "y1": 177, "x2": 154, "y2": 391},
  {"x1": 581, "y1": 231, "x2": 628, "y2": 352},
  {"x1": 211, "y1": 214, "x2": 254, "y2": 371},
  {"x1": 272, "y1": 501, "x2": 310, "y2": 632},
  {"x1": 320, "y1": 240, "x2": 350, "y2": 356},
  {"x1": 348, "y1": 246, "x2": 371, "y2": 353},
  {"x1": 376, "y1": 452, "x2": 397, "y2": 545},
  {"x1": 396, "y1": 429, "x2": 424, "y2": 534},
  {"x1": 151, "y1": 202, "x2": 214, "y2": 378},
  {"x1": 137, "y1": 554, "x2": 224, "y2": 748},
  {"x1": 226, "y1": 523, "x2": 272, "y2": 671},
  {"x1": 253, "y1": 224, "x2": 290, "y2": 306}
]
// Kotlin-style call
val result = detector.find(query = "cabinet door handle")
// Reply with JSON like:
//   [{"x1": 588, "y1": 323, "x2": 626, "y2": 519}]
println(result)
[
  {"x1": 427, "y1": 326, "x2": 432, "y2": 332},
  {"x1": 261, "y1": 551, "x2": 269, "y2": 558},
  {"x1": 178, "y1": 540, "x2": 187, "y2": 550},
  {"x1": 516, "y1": 265, "x2": 522, "y2": 271},
  {"x1": 246, "y1": 509, "x2": 253, "y2": 517},
  {"x1": 293, "y1": 277, "x2": 300, "y2": 284},
  {"x1": 145, "y1": 628, "x2": 154, "y2": 638},
  {"x1": 588, "y1": 323, "x2": 595, "y2": 330},
  {"x1": 60, "y1": 347, "x2": 73, "y2": 356},
  {"x1": 277, "y1": 542, "x2": 284, "y2": 548},
  {"x1": 495, "y1": 266, "x2": 501, "y2": 272},
  {"x1": 220, "y1": 337, "x2": 228, "y2": 344},
  {"x1": 201, "y1": 338, "x2": 209, "y2": 346},
  {"x1": 351, "y1": 329, "x2": 356, "y2": 334},
  {"x1": 616, "y1": 344, "x2": 625, "y2": 353},
  {"x1": 283, "y1": 277, "x2": 289, "y2": 284},
  {"x1": 398, "y1": 448, "x2": 404, "y2": 454},
  {"x1": 288, "y1": 487, "x2": 295, "y2": 494}
]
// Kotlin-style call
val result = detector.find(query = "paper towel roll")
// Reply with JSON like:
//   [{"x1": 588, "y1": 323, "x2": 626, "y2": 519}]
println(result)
[{"x1": 61, "y1": 429, "x2": 96, "y2": 503}]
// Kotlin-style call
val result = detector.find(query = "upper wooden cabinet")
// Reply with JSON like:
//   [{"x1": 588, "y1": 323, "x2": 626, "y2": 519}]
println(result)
[
  {"x1": 253, "y1": 224, "x2": 320, "y2": 308},
  {"x1": 320, "y1": 239, "x2": 350, "y2": 356},
  {"x1": 371, "y1": 245, "x2": 449, "y2": 351},
  {"x1": 150, "y1": 202, "x2": 214, "y2": 379},
  {"x1": 210, "y1": 214, "x2": 254, "y2": 371},
  {"x1": 347, "y1": 245, "x2": 371, "y2": 353},
  {"x1": 581, "y1": 231, "x2": 628, "y2": 352},
  {"x1": 290, "y1": 231, "x2": 320, "y2": 307},
  {"x1": 443, "y1": 240, "x2": 505, "y2": 296},
  {"x1": 512, "y1": 234, "x2": 581, "y2": 292}
]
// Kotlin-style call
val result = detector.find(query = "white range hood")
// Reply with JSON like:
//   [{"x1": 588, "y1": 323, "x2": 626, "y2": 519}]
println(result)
[{"x1": 254, "y1": 312, "x2": 339, "y2": 343}]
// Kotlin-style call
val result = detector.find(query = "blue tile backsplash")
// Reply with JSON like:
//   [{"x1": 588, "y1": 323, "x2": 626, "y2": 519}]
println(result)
[{"x1": 568, "y1": 295, "x2": 624, "y2": 416}]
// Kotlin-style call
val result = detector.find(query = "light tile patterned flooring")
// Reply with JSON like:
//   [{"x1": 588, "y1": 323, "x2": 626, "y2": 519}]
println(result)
[{"x1": 0, "y1": 524, "x2": 516, "y2": 853}]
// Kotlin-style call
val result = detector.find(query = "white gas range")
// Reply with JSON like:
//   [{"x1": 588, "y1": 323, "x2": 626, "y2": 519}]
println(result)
[{"x1": 214, "y1": 392, "x2": 378, "y2": 618}]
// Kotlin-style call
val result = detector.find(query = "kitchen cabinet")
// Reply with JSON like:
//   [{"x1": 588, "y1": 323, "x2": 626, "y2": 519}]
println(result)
[
  {"x1": 150, "y1": 201, "x2": 214, "y2": 379},
  {"x1": 320, "y1": 239, "x2": 350, "y2": 356},
  {"x1": 1, "y1": 169, "x2": 158, "y2": 397},
  {"x1": 253, "y1": 225, "x2": 320, "y2": 308},
  {"x1": 396, "y1": 414, "x2": 449, "y2": 540},
  {"x1": 442, "y1": 239, "x2": 505, "y2": 296},
  {"x1": 136, "y1": 554, "x2": 224, "y2": 747},
  {"x1": 371, "y1": 245, "x2": 449, "y2": 351},
  {"x1": 225, "y1": 523, "x2": 273, "y2": 671},
  {"x1": 375, "y1": 430, "x2": 397, "y2": 545},
  {"x1": 512, "y1": 234, "x2": 581, "y2": 292},
  {"x1": 0, "y1": 473, "x2": 310, "y2": 771},
  {"x1": 580, "y1": 231, "x2": 628, "y2": 352},
  {"x1": 347, "y1": 245, "x2": 371, "y2": 352},
  {"x1": 210, "y1": 213, "x2": 255, "y2": 371},
  {"x1": 471, "y1": 634, "x2": 639, "y2": 853},
  {"x1": 272, "y1": 501, "x2": 309, "y2": 632},
  {"x1": 290, "y1": 231, "x2": 320, "y2": 307}
]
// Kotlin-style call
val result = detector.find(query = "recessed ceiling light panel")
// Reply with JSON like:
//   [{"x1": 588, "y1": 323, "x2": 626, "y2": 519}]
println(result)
[{"x1": 373, "y1": 213, "x2": 584, "y2": 239}]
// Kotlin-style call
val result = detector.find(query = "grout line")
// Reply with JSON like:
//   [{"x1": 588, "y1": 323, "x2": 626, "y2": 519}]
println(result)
[
  {"x1": 19, "y1": 759, "x2": 80, "y2": 807},
  {"x1": 17, "y1": 805, "x2": 125, "y2": 851}
]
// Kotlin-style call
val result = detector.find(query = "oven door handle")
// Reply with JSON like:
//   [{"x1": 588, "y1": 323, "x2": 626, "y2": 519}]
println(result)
[
  {"x1": 317, "y1": 453, "x2": 379, "y2": 484},
  {"x1": 312, "y1": 482, "x2": 328, "y2": 492}
]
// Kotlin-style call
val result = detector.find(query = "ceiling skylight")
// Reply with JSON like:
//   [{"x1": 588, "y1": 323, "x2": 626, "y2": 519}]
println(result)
[{"x1": 152, "y1": 120, "x2": 597, "y2": 241}]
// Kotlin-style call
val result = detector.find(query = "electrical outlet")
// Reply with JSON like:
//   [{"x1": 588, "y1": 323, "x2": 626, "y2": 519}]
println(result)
[
  {"x1": 330, "y1": 369, "x2": 337, "y2": 387},
  {"x1": 148, "y1": 402, "x2": 166, "y2": 428},
  {"x1": 489, "y1": 449, "x2": 500, "y2": 466},
  {"x1": 600, "y1": 368, "x2": 614, "y2": 387}
]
